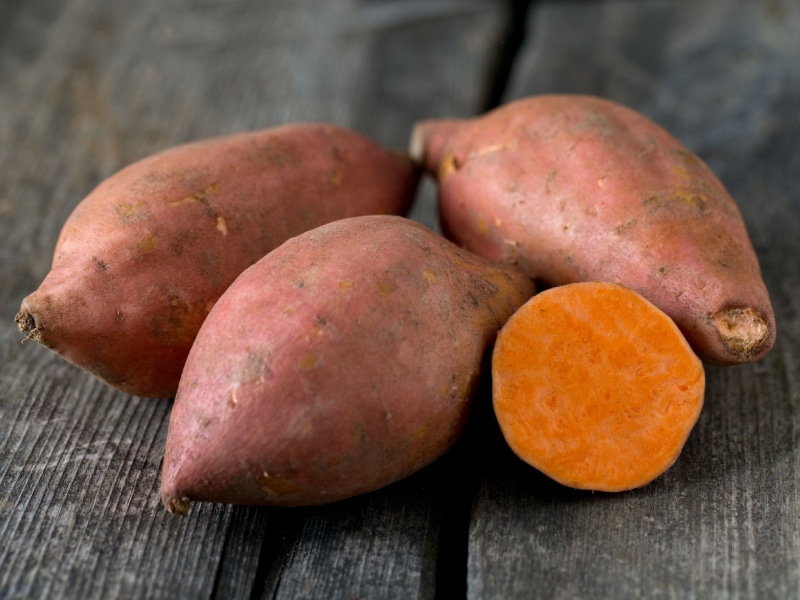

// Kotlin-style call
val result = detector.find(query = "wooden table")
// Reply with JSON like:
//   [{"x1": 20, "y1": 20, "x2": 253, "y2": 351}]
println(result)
[{"x1": 2, "y1": 1, "x2": 799, "y2": 597}]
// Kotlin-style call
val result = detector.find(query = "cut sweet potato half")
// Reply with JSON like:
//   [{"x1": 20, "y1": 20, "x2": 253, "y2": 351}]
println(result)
[{"x1": 492, "y1": 281, "x2": 705, "y2": 492}]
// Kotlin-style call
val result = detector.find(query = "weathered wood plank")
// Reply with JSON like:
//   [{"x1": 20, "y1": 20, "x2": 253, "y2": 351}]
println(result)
[
  {"x1": 267, "y1": 473, "x2": 440, "y2": 600},
  {"x1": 0, "y1": 0, "x2": 509, "y2": 598},
  {"x1": 468, "y1": 0, "x2": 800, "y2": 598}
]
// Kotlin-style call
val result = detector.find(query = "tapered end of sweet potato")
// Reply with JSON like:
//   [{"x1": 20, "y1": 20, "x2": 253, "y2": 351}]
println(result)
[
  {"x1": 408, "y1": 118, "x2": 465, "y2": 173},
  {"x1": 712, "y1": 306, "x2": 773, "y2": 361}
]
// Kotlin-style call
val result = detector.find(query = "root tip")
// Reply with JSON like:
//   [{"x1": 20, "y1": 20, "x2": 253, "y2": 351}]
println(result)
[
  {"x1": 408, "y1": 122, "x2": 427, "y2": 166},
  {"x1": 14, "y1": 308, "x2": 40, "y2": 342},
  {"x1": 712, "y1": 307, "x2": 770, "y2": 359},
  {"x1": 163, "y1": 494, "x2": 191, "y2": 516}
]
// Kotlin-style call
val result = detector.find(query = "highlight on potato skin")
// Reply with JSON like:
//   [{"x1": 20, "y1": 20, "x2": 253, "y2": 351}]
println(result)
[
  {"x1": 410, "y1": 93, "x2": 776, "y2": 366},
  {"x1": 15, "y1": 123, "x2": 420, "y2": 398},
  {"x1": 161, "y1": 215, "x2": 535, "y2": 513},
  {"x1": 491, "y1": 281, "x2": 705, "y2": 493}
]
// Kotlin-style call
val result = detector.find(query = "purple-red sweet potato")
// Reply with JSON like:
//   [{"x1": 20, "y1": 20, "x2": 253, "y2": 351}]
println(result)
[
  {"x1": 16, "y1": 123, "x2": 418, "y2": 397},
  {"x1": 411, "y1": 94, "x2": 775, "y2": 365},
  {"x1": 161, "y1": 215, "x2": 535, "y2": 512}
]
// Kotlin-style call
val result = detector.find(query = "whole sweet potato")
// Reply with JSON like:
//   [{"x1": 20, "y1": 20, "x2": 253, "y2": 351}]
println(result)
[
  {"x1": 16, "y1": 123, "x2": 418, "y2": 397},
  {"x1": 410, "y1": 94, "x2": 775, "y2": 365},
  {"x1": 161, "y1": 215, "x2": 535, "y2": 512}
]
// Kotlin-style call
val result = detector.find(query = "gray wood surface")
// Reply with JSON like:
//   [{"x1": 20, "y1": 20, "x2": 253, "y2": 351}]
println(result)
[
  {"x1": 468, "y1": 1, "x2": 800, "y2": 598},
  {"x1": 2, "y1": 0, "x2": 799, "y2": 598}
]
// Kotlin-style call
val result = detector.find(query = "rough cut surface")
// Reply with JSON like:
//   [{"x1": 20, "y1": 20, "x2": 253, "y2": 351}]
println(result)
[
  {"x1": 15, "y1": 123, "x2": 419, "y2": 397},
  {"x1": 161, "y1": 215, "x2": 535, "y2": 513},
  {"x1": 411, "y1": 94, "x2": 776, "y2": 365},
  {"x1": 492, "y1": 281, "x2": 706, "y2": 492}
]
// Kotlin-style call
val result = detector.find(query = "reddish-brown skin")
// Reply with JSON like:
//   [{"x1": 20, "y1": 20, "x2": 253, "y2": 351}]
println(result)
[
  {"x1": 411, "y1": 94, "x2": 776, "y2": 365},
  {"x1": 160, "y1": 215, "x2": 535, "y2": 512},
  {"x1": 15, "y1": 123, "x2": 419, "y2": 397}
]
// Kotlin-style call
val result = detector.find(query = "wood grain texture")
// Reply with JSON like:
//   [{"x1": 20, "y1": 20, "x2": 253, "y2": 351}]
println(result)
[
  {"x1": 0, "y1": 0, "x2": 508, "y2": 598},
  {"x1": 468, "y1": 0, "x2": 800, "y2": 598},
  {"x1": 8, "y1": 0, "x2": 797, "y2": 598}
]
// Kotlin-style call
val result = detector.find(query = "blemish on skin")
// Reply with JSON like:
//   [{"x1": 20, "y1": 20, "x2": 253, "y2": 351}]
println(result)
[
  {"x1": 303, "y1": 318, "x2": 330, "y2": 342},
  {"x1": 298, "y1": 353, "x2": 321, "y2": 370},
  {"x1": 504, "y1": 239, "x2": 519, "y2": 263},
  {"x1": 597, "y1": 176, "x2": 607, "y2": 188},
  {"x1": 659, "y1": 266, "x2": 668, "y2": 276},
  {"x1": 327, "y1": 456, "x2": 341, "y2": 467},
  {"x1": 92, "y1": 256, "x2": 108, "y2": 270},
  {"x1": 493, "y1": 217, "x2": 502, "y2": 228},
  {"x1": 412, "y1": 425, "x2": 426, "y2": 441},
  {"x1": 136, "y1": 230, "x2": 157, "y2": 254},
  {"x1": 615, "y1": 218, "x2": 637, "y2": 235},
  {"x1": 636, "y1": 136, "x2": 657, "y2": 157},
  {"x1": 670, "y1": 165, "x2": 691, "y2": 179},
  {"x1": 476, "y1": 217, "x2": 489, "y2": 236},
  {"x1": 669, "y1": 148, "x2": 704, "y2": 169},
  {"x1": 376, "y1": 280, "x2": 397, "y2": 295},
  {"x1": 438, "y1": 153, "x2": 459, "y2": 180},
  {"x1": 229, "y1": 386, "x2": 239, "y2": 407},
  {"x1": 236, "y1": 352, "x2": 271, "y2": 384},
  {"x1": 644, "y1": 191, "x2": 711, "y2": 215},
  {"x1": 115, "y1": 309, "x2": 124, "y2": 323},
  {"x1": 338, "y1": 280, "x2": 354, "y2": 290},
  {"x1": 258, "y1": 472, "x2": 299, "y2": 496},
  {"x1": 329, "y1": 171, "x2": 343, "y2": 187},
  {"x1": 216, "y1": 215, "x2": 228, "y2": 235},
  {"x1": 422, "y1": 268, "x2": 438, "y2": 284},
  {"x1": 115, "y1": 201, "x2": 149, "y2": 223},
  {"x1": 167, "y1": 183, "x2": 221, "y2": 209},
  {"x1": 470, "y1": 144, "x2": 508, "y2": 159},
  {"x1": 545, "y1": 169, "x2": 558, "y2": 194},
  {"x1": 670, "y1": 190, "x2": 710, "y2": 214}
]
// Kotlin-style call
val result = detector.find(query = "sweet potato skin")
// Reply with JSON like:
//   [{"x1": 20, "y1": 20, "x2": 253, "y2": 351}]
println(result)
[
  {"x1": 16, "y1": 124, "x2": 419, "y2": 397},
  {"x1": 412, "y1": 94, "x2": 775, "y2": 365},
  {"x1": 161, "y1": 215, "x2": 535, "y2": 512}
]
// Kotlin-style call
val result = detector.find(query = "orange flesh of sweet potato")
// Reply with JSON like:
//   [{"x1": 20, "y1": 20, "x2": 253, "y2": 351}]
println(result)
[
  {"x1": 492, "y1": 281, "x2": 705, "y2": 492},
  {"x1": 410, "y1": 94, "x2": 775, "y2": 366},
  {"x1": 161, "y1": 215, "x2": 535, "y2": 513},
  {"x1": 15, "y1": 123, "x2": 418, "y2": 398}
]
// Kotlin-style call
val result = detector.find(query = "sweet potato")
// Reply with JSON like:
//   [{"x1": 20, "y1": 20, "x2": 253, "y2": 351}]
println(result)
[
  {"x1": 492, "y1": 281, "x2": 705, "y2": 492},
  {"x1": 410, "y1": 94, "x2": 775, "y2": 365},
  {"x1": 161, "y1": 215, "x2": 535, "y2": 513},
  {"x1": 15, "y1": 123, "x2": 419, "y2": 397}
]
